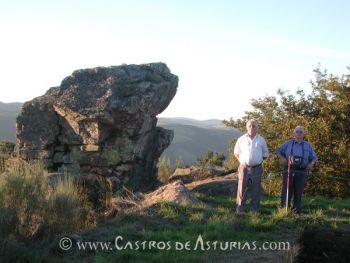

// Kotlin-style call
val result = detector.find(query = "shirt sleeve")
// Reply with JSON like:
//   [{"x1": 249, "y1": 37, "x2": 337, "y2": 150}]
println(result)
[
  {"x1": 308, "y1": 143, "x2": 317, "y2": 161},
  {"x1": 277, "y1": 141, "x2": 289, "y2": 157},
  {"x1": 262, "y1": 137, "x2": 269, "y2": 158},
  {"x1": 234, "y1": 137, "x2": 241, "y2": 155}
]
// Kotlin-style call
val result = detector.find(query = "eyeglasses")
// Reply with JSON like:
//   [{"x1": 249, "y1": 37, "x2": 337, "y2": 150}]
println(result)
[{"x1": 295, "y1": 131, "x2": 303, "y2": 134}]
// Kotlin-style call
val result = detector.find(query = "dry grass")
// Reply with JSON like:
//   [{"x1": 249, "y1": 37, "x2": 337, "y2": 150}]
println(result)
[{"x1": 0, "y1": 158, "x2": 95, "y2": 238}]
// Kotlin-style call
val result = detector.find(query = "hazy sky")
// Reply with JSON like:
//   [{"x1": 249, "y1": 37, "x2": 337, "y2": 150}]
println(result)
[{"x1": 1, "y1": 0, "x2": 350, "y2": 120}]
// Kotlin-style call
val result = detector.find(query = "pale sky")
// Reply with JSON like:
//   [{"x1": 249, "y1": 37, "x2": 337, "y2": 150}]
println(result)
[{"x1": 1, "y1": 0, "x2": 350, "y2": 120}]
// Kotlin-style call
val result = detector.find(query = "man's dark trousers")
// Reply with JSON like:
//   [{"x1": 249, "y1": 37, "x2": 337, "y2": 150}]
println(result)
[{"x1": 281, "y1": 168, "x2": 308, "y2": 214}]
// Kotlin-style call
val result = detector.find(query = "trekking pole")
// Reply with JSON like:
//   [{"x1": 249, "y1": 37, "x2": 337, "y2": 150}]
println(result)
[{"x1": 285, "y1": 156, "x2": 291, "y2": 214}]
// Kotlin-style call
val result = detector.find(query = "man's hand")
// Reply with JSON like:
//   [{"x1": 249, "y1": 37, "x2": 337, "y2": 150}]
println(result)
[
  {"x1": 276, "y1": 153, "x2": 287, "y2": 165},
  {"x1": 279, "y1": 156, "x2": 288, "y2": 165},
  {"x1": 281, "y1": 157, "x2": 287, "y2": 165},
  {"x1": 306, "y1": 162, "x2": 315, "y2": 170}
]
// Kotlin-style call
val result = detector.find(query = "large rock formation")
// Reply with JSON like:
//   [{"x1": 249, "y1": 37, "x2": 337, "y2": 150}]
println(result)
[{"x1": 16, "y1": 63, "x2": 178, "y2": 192}]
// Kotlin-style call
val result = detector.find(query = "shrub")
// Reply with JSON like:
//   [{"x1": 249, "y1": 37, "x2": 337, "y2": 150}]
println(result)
[
  {"x1": 175, "y1": 157, "x2": 185, "y2": 168},
  {"x1": 157, "y1": 157, "x2": 173, "y2": 183},
  {"x1": 196, "y1": 150, "x2": 225, "y2": 167},
  {"x1": 0, "y1": 159, "x2": 47, "y2": 237},
  {"x1": 0, "y1": 141, "x2": 15, "y2": 155},
  {"x1": 0, "y1": 159, "x2": 94, "y2": 238},
  {"x1": 262, "y1": 172, "x2": 283, "y2": 196},
  {"x1": 0, "y1": 141, "x2": 15, "y2": 173},
  {"x1": 45, "y1": 175, "x2": 93, "y2": 234},
  {"x1": 224, "y1": 138, "x2": 239, "y2": 170}
]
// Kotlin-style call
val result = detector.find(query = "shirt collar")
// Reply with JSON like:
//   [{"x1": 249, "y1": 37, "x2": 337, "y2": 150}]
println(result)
[
  {"x1": 245, "y1": 133, "x2": 258, "y2": 140},
  {"x1": 293, "y1": 139, "x2": 304, "y2": 144}
]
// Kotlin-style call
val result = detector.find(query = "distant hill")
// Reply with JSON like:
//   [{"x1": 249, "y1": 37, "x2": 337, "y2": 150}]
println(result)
[
  {"x1": 157, "y1": 117, "x2": 241, "y2": 166},
  {"x1": 0, "y1": 103, "x2": 241, "y2": 165},
  {"x1": 0, "y1": 102, "x2": 23, "y2": 142},
  {"x1": 157, "y1": 117, "x2": 234, "y2": 130}
]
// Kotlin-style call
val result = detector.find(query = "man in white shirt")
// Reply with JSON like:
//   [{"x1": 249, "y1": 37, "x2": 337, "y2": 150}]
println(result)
[{"x1": 234, "y1": 119, "x2": 269, "y2": 214}]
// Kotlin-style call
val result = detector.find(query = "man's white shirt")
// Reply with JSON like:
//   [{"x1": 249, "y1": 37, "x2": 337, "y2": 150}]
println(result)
[{"x1": 234, "y1": 134, "x2": 269, "y2": 166}]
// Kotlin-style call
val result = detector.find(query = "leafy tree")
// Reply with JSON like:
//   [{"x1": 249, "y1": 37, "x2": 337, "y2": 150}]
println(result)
[
  {"x1": 196, "y1": 150, "x2": 225, "y2": 167},
  {"x1": 223, "y1": 68, "x2": 350, "y2": 197}
]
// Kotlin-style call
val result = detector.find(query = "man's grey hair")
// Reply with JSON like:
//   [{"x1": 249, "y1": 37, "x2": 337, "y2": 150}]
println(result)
[
  {"x1": 246, "y1": 119, "x2": 259, "y2": 128},
  {"x1": 294, "y1": 125, "x2": 305, "y2": 133}
]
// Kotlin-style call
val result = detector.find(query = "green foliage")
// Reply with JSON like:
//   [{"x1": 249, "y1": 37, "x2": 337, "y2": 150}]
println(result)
[
  {"x1": 0, "y1": 141, "x2": 15, "y2": 155},
  {"x1": 262, "y1": 172, "x2": 283, "y2": 196},
  {"x1": 0, "y1": 141, "x2": 15, "y2": 173},
  {"x1": 157, "y1": 156, "x2": 173, "y2": 184},
  {"x1": 223, "y1": 68, "x2": 350, "y2": 197},
  {"x1": 46, "y1": 175, "x2": 93, "y2": 234},
  {"x1": 84, "y1": 175, "x2": 112, "y2": 212},
  {"x1": 196, "y1": 150, "x2": 225, "y2": 167},
  {"x1": 223, "y1": 138, "x2": 239, "y2": 170},
  {"x1": 175, "y1": 157, "x2": 185, "y2": 168},
  {"x1": 0, "y1": 159, "x2": 94, "y2": 238},
  {"x1": 0, "y1": 159, "x2": 48, "y2": 237}
]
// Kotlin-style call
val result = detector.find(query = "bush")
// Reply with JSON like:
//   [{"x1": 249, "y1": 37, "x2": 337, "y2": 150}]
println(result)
[
  {"x1": 157, "y1": 157, "x2": 173, "y2": 183},
  {"x1": 0, "y1": 141, "x2": 15, "y2": 173},
  {"x1": 0, "y1": 159, "x2": 47, "y2": 237},
  {"x1": 196, "y1": 150, "x2": 225, "y2": 167},
  {"x1": 262, "y1": 172, "x2": 283, "y2": 196},
  {"x1": 175, "y1": 157, "x2": 185, "y2": 168},
  {"x1": 45, "y1": 175, "x2": 93, "y2": 234},
  {"x1": 0, "y1": 141, "x2": 15, "y2": 155},
  {"x1": 0, "y1": 159, "x2": 94, "y2": 238},
  {"x1": 224, "y1": 138, "x2": 239, "y2": 170}
]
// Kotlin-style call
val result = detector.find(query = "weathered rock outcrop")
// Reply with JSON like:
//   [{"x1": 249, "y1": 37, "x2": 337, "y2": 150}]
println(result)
[
  {"x1": 17, "y1": 63, "x2": 178, "y2": 192},
  {"x1": 169, "y1": 165, "x2": 235, "y2": 184},
  {"x1": 141, "y1": 180, "x2": 203, "y2": 208},
  {"x1": 185, "y1": 173, "x2": 238, "y2": 196}
]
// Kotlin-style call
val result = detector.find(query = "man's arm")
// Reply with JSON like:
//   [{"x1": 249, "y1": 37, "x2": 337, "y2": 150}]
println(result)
[
  {"x1": 262, "y1": 137, "x2": 269, "y2": 160},
  {"x1": 276, "y1": 141, "x2": 288, "y2": 165},
  {"x1": 306, "y1": 159, "x2": 316, "y2": 170},
  {"x1": 276, "y1": 152, "x2": 287, "y2": 165},
  {"x1": 307, "y1": 144, "x2": 317, "y2": 170},
  {"x1": 233, "y1": 138, "x2": 241, "y2": 162}
]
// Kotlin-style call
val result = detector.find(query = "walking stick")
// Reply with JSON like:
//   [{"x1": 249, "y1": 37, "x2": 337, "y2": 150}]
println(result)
[{"x1": 285, "y1": 156, "x2": 291, "y2": 213}]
